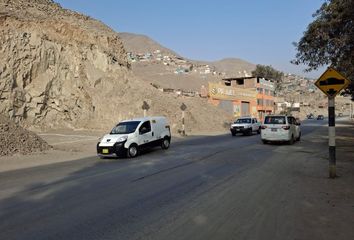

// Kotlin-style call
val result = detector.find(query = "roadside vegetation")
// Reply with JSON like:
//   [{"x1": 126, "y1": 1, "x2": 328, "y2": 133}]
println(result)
[
  {"x1": 292, "y1": 0, "x2": 354, "y2": 99},
  {"x1": 252, "y1": 64, "x2": 284, "y2": 94}
]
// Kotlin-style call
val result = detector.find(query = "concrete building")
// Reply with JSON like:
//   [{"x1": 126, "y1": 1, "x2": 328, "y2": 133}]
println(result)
[
  {"x1": 256, "y1": 78, "x2": 275, "y2": 120},
  {"x1": 208, "y1": 82, "x2": 257, "y2": 118},
  {"x1": 208, "y1": 77, "x2": 275, "y2": 120}
]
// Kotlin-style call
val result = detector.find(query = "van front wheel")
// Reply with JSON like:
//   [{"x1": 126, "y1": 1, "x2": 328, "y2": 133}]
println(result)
[
  {"x1": 127, "y1": 144, "x2": 138, "y2": 158},
  {"x1": 161, "y1": 137, "x2": 170, "y2": 149}
]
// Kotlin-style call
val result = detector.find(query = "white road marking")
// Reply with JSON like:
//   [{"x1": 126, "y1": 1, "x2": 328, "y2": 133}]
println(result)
[
  {"x1": 51, "y1": 138, "x2": 98, "y2": 145},
  {"x1": 38, "y1": 133, "x2": 100, "y2": 138}
]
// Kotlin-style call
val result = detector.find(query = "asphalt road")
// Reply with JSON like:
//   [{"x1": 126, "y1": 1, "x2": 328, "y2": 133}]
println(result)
[{"x1": 0, "y1": 120, "x2": 327, "y2": 240}]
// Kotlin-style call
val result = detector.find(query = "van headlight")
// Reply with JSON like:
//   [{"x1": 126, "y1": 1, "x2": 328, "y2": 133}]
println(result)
[{"x1": 117, "y1": 136, "x2": 128, "y2": 142}]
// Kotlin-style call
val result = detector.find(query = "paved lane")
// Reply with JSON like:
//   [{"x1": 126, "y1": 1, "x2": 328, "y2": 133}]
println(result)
[{"x1": 0, "y1": 121, "x2": 326, "y2": 240}]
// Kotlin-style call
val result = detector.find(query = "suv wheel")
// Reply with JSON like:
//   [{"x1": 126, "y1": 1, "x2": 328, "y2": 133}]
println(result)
[
  {"x1": 296, "y1": 132, "x2": 301, "y2": 141},
  {"x1": 288, "y1": 135, "x2": 295, "y2": 145}
]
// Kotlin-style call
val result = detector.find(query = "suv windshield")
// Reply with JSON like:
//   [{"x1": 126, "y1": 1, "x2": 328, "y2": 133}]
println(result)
[
  {"x1": 110, "y1": 121, "x2": 141, "y2": 134},
  {"x1": 264, "y1": 116, "x2": 286, "y2": 124},
  {"x1": 235, "y1": 118, "x2": 251, "y2": 124}
]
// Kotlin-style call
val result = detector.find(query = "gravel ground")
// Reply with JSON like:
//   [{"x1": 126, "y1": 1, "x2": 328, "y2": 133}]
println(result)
[
  {"x1": 0, "y1": 115, "x2": 51, "y2": 157},
  {"x1": 0, "y1": 125, "x2": 225, "y2": 172}
]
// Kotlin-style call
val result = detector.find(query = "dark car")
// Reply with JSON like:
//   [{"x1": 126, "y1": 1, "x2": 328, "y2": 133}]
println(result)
[
  {"x1": 317, "y1": 115, "x2": 324, "y2": 120},
  {"x1": 307, "y1": 113, "x2": 314, "y2": 119}
]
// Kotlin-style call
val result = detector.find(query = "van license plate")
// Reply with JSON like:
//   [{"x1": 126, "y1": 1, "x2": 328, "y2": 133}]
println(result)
[
  {"x1": 271, "y1": 128, "x2": 277, "y2": 132},
  {"x1": 102, "y1": 149, "x2": 109, "y2": 154}
]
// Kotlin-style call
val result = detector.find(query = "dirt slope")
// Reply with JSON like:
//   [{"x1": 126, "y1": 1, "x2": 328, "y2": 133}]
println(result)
[
  {"x1": 0, "y1": 114, "x2": 50, "y2": 156},
  {"x1": 120, "y1": 32, "x2": 179, "y2": 57},
  {"x1": 0, "y1": 0, "x2": 231, "y2": 134},
  {"x1": 211, "y1": 58, "x2": 256, "y2": 77}
]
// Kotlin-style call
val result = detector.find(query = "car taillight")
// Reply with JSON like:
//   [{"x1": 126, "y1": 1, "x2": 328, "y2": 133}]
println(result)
[
  {"x1": 261, "y1": 125, "x2": 267, "y2": 129},
  {"x1": 282, "y1": 126, "x2": 290, "y2": 130}
]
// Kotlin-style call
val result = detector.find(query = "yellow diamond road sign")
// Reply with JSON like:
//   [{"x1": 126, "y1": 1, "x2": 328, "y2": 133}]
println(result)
[{"x1": 315, "y1": 67, "x2": 351, "y2": 97}]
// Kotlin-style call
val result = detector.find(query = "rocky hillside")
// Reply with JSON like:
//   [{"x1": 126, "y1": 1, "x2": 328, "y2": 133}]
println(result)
[{"x1": 0, "y1": 0, "x2": 231, "y2": 133}]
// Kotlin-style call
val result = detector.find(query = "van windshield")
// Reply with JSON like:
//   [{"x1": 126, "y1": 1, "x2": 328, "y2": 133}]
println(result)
[
  {"x1": 264, "y1": 116, "x2": 286, "y2": 124},
  {"x1": 110, "y1": 121, "x2": 141, "y2": 134},
  {"x1": 235, "y1": 118, "x2": 251, "y2": 124}
]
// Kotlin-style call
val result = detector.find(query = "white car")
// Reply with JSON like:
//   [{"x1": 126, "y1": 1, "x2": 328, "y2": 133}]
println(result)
[
  {"x1": 97, "y1": 116, "x2": 171, "y2": 158},
  {"x1": 230, "y1": 117, "x2": 261, "y2": 136},
  {"x1": 261, "y1": 115, "x2": 301, "y2": 144}
]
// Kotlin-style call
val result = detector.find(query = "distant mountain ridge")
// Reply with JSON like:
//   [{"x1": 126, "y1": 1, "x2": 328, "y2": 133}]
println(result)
[
  {"x1": 119, "y1": 32, "x2": 179, "y2": 57},
  {"x1": 119, "y1": 32, "x2": 256, "y2": 77},
  {"x1": 211, "y1": 58, "x2": 256, "y2": 77}
]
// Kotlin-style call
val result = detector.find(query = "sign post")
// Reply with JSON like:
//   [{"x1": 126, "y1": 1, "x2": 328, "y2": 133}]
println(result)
[
  {"x1": 314, "y1": 67, "x2": 351, "y2": 178},
  {"x1": 328, "y1": 96, "x2": 336, "y2": 178},
  {"x1": 180, "y1": 103, "x2": 187, "y2": 136}
]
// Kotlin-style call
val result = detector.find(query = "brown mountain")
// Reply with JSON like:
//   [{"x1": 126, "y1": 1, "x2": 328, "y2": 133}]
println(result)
[
  {"x1": 120, "y1": 32, "x2": 179, "y2": 56},
  {"x1": 119, "y1": 32, "x2": 257, "y2": 91},
  {"x1": 0, "y1": 0, "x2": 231, "y2": 133},
  {"x1": 211, "y1": 58, "x2": 256, "y2": 77}
]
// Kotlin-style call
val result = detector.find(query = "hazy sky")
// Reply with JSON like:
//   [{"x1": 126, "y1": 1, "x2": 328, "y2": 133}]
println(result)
[{"x1": 55, "y1": 0, "x2": 326, "y2": 78}]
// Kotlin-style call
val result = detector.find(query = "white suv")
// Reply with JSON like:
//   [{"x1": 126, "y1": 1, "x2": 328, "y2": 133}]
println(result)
[
  {"x1": 230, "y1": 117, "x2": 261, "y2": 136},
  {"x1": 261, "y1": 115, "x2": 301, "y2": 144}
]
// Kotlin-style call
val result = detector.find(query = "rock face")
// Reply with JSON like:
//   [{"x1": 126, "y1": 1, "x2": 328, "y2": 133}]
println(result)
[
  {"x1": 0, "y1": 0, "x2": 231, "y2": 133},
  {"x1": 0, "y1": 0, "x2": 129, "y2": 129},
  {"x1": 0, "y1": 114, "x2": 50, "y2": 156}
]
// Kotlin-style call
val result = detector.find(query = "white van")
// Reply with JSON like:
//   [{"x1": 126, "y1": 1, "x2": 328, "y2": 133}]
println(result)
[
  {"x1": 261, "y1": 115, "x2": 301, "y2": 144},
  {"x1": 97, "y1": 116, "x2": 171, "y2": 158}
]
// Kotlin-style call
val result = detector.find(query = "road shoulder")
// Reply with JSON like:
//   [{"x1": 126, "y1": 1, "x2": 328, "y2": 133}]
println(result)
[{"x1": 0, "y1": 130, "x2": 228, "y2": 173}]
